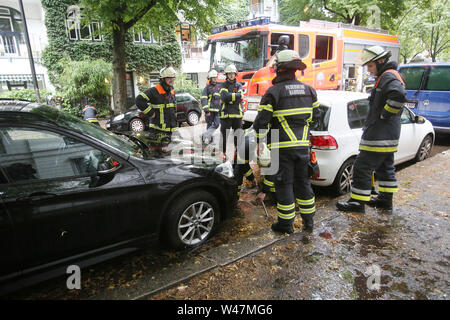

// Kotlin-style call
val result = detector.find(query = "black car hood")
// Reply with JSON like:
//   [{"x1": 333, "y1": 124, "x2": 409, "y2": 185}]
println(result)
[{"x1": 122, "y1": 131, "x2": 223, "y2": 167}]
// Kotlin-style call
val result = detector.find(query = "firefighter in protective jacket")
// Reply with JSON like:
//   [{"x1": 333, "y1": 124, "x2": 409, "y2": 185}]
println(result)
[
  {"x1": 201, "y1": 70, "x2": 221, "y2": 143},
  {"x1": 219, "y1": 64, "x2": 244, "y2": 156},
  {"x1": 336, "y1": 46, "x2": 406, "y2": 213},
  {"x1": 253, "y1": 50, "x2": 321, "y2": 234},
  {"x1": 135, "y1": 67, "x2": 178, "y2": 145},
  {"x1": 83, "y1": 104, "x2": 99, "y2": 126}
]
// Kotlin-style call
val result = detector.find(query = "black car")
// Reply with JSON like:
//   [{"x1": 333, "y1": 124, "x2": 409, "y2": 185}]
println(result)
[
  {"x1": 0, "y1": 100, "x2": 237, "y2": 294},
  {"x1": 106, "y1": 92, "x2": 202, "y2": 132}
]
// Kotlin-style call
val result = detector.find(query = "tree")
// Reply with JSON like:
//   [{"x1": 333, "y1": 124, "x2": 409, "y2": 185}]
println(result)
[
  {"x1": 80, "y1": 0, "x2": 220, "y2": 113},
  {"x1": 280, "y1": 0, "x2": 331, "y2": 26},
  {"x1": 217, "y1": 0, "x2": 250, "y2": 24},
  {"x1": 393, "y1": 0, "x2": 449, "y2": 63},
  {"x1": 56, "y1": 57, "x2": 113, "y2": 116},
  {"x1": 279, "y1": 0, "x2": 406, "y2": 30}
]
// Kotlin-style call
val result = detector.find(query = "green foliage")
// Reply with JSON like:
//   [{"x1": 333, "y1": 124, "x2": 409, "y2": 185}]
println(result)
[
  {"x1": 280, "y1": 0, "x2": 332, "y2": 26},
  {"x1": 0, "y1": 89, "x2": 52, "y2": 102},
  {"x1": 393, "y1": 0, "x2": 449, "y2": 63},
  {"x1": 41, "y1": 0, "x2": 182, "y2": 82},
  {"x1": 279, "y1": 0, "x2": 406, "y2": 30},
  {"x1": 174, "y1": 74, "x2": 202, "y2": 101},
  {"x1": 55, "y1": 57, "x2": 113, "y2": 116},
  {"x1": 216, "y1": 0, "x2": 250, "y2": 24}
]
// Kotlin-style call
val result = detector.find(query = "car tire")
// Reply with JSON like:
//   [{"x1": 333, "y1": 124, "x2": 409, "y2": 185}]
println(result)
[
  {"x1": 415, "y1": 134, "x2": 433, "y2": 162},
  {"x1": 186, "y1": 111, "x2": 200, "y2": 126},
  {"x1": 129, "y1": 118, "x2": 145, "y2": 132},
  {"x1": 332, "y1": 158, "x2": 355, "y2": 196},
  {"x1": 162, "y1": 190, "x2": 220, "y2": 250}
]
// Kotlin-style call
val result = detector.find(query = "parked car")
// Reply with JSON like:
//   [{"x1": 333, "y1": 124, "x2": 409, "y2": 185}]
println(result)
[
  {"x1": 398, "y1": 62, "x2": 450, "y2": 134},
  {"x1": 241, "y1": 90, "x2": 435, "y2": 195},
  {"x1": 309, "y1": 91, "x2": 435, "y2": 194},
  {"x1": 106, "y1": 92, "x2": 202, "y2": 132},
  {"x1": 0, "y1": 100, "x2": 237, "y2": 293}
]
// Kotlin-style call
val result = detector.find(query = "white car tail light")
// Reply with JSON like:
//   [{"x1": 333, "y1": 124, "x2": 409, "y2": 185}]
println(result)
[{"x1": 310, "y1": 135, "x2": 338, "y2": 150}]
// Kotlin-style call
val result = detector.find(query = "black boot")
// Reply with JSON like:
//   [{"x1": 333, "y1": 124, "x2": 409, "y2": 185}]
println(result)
[
  {"x1": 336, "y1": 199, "x2": 365, "y2": 213},
  {"x1": 301, "y1": 213, "x2": 314, "y2": 232},
  {"x1": 271, "y1": 221, "x2": 294, "y2": 234},
  {"x1": 367, "y1": 192, "x2": 393, "y2": 210}
]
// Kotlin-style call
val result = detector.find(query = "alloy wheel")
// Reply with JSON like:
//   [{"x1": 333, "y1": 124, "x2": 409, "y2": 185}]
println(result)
[
  {"x1": 130, "y1": 118, "x2": 145, "y2": 132},
  {"x1": 418, "y1": 136, "x2": 432, "y2": 161},
  {"x1": 187, "y1": 111, "x2": 199, "y2": 126},
  {"x1": 177, "y1": 201, "x2": 215, "y2": 245},
  {"x1": 339, "y1": 163, "x2": 353, "y2": 194}
]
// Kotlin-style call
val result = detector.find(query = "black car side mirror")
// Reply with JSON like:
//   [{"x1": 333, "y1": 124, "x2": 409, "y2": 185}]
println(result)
[
  {"x1": 98, "y1": 157, "x2": 122, "y2": 175},
  {"x1": 415, "y1": 115, "x2": 425, "y2": 124}
]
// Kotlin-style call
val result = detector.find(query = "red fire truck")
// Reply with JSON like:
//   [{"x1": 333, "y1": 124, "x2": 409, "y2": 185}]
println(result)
[{"x1": 206, "y1": 18, "x2": 400, "y2": 123}]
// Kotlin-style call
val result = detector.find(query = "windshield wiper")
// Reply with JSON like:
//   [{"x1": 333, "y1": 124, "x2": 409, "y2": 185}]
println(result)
[{"x1": 113, "y1": 132, "x2": 151, "y2": 158}]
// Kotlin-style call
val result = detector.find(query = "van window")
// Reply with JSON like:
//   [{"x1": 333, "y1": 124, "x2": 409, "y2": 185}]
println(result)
[
  {"x1": 270, "y1": 33, "x2": 294, "y2": 56},
  {"x1": 425, "y1": 66, "x2": 450, "y2": 91},
  {"x1": 399, "y1": 67, "x2": 426, "y2": 90},
  {"x1": 314, "y1": 35, "x2": 333, "y2": 62},
  {"x1": 347, "y1": 99, "x2": 369, "y2": 129},
  {"x1": 298, "y1": 34, "x2": 309, "y2": 59}
]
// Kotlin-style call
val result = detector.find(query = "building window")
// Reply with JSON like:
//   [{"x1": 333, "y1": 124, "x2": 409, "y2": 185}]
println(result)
[
  {"x1": 133, "y1": 28, "x2": 158, "y2": 44},
  {"x1": 0, "y1": 6, "x2": 24, "y2": 56},
  {"x1": 185, "y1": 73, "x2": 198, "y2": 84},
  {"x1": 65, "y1": 5, "x2": 102, "y2": 42},
  {"x1": 176, "y1": 24, "x2": 196, "y2": 43}
]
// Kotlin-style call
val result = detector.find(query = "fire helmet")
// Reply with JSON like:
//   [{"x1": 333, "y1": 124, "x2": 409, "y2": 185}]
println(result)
[
  {"x1": 159, "y1": 66, "x2": 177, "y2": 78},
  {"x1": 275, "y1": 49, "x2": 307, "y2": 71}
]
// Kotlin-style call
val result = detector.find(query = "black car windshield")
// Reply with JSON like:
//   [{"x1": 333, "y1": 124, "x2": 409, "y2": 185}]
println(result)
[{"x1": 32, "y1": 106, "x2": 146, "y2": 159}]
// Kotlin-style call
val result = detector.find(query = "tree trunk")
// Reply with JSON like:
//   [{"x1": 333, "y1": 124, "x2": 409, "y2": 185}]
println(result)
[{"x1": 112, "y1": 22, "x2": 128, "y2": 114}]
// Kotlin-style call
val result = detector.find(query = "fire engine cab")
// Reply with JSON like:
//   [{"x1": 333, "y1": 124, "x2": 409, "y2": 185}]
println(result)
[{"x1": 205, "y1": 17, "x2": 400, "y2": 123}]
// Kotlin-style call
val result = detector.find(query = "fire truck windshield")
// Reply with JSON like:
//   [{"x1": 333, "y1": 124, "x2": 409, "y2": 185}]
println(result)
[{"x1": 210, "y1": 37, "x2": 265, "y2": 72}]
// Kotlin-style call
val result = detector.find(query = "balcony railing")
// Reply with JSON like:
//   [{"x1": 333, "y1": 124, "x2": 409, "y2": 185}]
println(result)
[
  {"x1": 180, "y1": 41, "x2": 205, "y2": 59},
  {"x1": 0, "y1": 31, "x2": 21, "y2": 55}
]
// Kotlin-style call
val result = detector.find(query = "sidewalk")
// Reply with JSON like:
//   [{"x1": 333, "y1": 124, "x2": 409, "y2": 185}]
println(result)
[{"x1": 146, "y1": 151, "x2": 449, "y2": 300}]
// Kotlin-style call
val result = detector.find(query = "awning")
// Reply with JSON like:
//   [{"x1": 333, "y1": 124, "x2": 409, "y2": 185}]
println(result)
[{"x1": 0, "y1": 74, "x2": 43, "y2": 81}]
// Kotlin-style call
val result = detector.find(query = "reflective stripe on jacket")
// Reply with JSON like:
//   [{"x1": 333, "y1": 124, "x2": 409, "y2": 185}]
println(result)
[
  {"x1": 360, "y1": 62, "x2": 406, "y2": 153},
  {"x1": 135, "y1": 83, "x2": 178, "y2": 132},
  {"x1": 201, "y1": 83, "x2": 221, "y2": 113},
  {"x1": 83, "y1": 106, "x2": 98, "y2": 122},
  {"x1": 219, "y1": 80, "x2": 244, "y2": 119},
  {"x1": 253, "y1": 72, "x2": 320, "y2": 149}
]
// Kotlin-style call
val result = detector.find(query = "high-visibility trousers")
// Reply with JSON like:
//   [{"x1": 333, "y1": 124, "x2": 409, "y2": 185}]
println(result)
[
  {"x1": 350, "y1": 151, "x2": 398, "y2": 202},
  {"x1": 273, "y1": 148, "x2": 315, "y2": 225}
]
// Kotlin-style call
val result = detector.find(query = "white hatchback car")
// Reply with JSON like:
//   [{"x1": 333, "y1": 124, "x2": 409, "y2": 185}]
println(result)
[
  {"x1": 310, "y1": 91, "x2": 435, "y2": 194},
  {"x1": 243, "y1": 90, "x2": 435, "y2": 195}
]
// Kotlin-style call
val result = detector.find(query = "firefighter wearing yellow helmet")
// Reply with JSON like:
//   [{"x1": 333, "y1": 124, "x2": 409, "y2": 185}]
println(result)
[
  {"x1": 201, "y1": 69, "x2": 221, "y2": 144},
  {"x1": 337, "y1": 46, "x2": 406, "y2": 213},
  {"x1": 135, "y1": 66, "x2": 178, "y2": 147},
  {"x1": 219, "y1": 64, "x2": 244, "y2": 155},
  {"x1": 253, "y1": 49, "x2": 320, "y2": 234}
]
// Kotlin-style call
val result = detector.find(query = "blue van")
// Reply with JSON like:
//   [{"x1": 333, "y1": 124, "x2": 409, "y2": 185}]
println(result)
[{"x1": 398, "y1": 62, "x2": 450, "y2": 134}]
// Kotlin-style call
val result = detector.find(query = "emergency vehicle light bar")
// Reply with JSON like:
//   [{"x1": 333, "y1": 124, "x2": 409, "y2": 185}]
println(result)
[{"x1": 211, "y1": 17, "x2": 270, "y2": 34}]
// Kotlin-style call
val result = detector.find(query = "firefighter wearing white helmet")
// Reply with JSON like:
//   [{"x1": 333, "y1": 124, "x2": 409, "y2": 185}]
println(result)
[
  {"x1": 136, "y1": 66, "x2": 178, "y2": 146},
  {"x1": 201, "y1": 69, "x2": 221, "y2": 144},
  {"x1": 253, "y1": 49, "x2": 320, "y2": 234},
  {"x1": 219, "y1": 64, "x2": 244, "y2": 155},
  {"x1": 337, "y1": 45, "x2": 406, "y2": 213}
]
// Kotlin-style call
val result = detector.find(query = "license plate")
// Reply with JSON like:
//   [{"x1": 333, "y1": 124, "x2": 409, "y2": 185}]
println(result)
[{"x1": 404, "y1": 101, "x2": 417, "y2": 109}]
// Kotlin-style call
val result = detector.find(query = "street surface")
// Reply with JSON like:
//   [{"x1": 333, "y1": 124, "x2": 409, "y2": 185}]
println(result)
[{"x1": 4, "y1": 119, "x2": 449, "y2": 300}]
